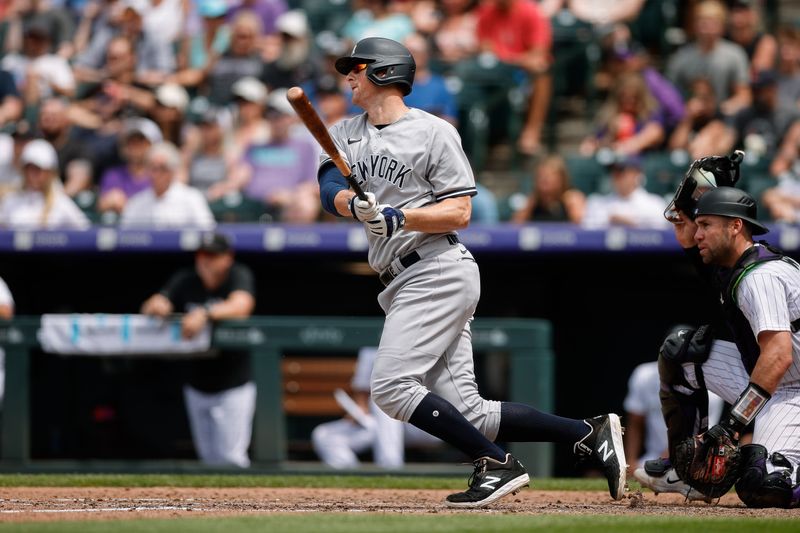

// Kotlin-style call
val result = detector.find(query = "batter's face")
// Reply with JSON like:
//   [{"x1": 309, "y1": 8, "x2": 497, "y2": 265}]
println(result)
[
  {"x1": 694, "y1": 215, "x2": 738, "y2": 265},
  {"x1": 346, "y1": 63, "x2": 377, "y2": 108}
]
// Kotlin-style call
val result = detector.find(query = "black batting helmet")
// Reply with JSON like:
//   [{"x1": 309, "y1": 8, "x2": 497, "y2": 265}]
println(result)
[
  {"x1": 693, "y1": 186, "x2": 769, "y2": 235},
  {"x1": 335, "y1": 37, "x2": 416, "y2": 95}
]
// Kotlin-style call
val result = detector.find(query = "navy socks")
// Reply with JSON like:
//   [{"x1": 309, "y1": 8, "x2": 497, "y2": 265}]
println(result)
[
  {"x1": 408, "y1": 393, "x2": 506, "y2": 462},
  {"x1": 496, "y1": 402, "x2": 587, "y2": 444}
]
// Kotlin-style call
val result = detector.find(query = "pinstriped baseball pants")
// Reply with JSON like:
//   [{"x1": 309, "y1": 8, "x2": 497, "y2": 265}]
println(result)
[{"x1": 684, "y1": 339, "x2": 800, "y2": 472}]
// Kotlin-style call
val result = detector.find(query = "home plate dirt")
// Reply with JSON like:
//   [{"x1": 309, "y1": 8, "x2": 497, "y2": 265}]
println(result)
[{"x1": 0, "y1": 487, "x2": 794, "y2": 522}]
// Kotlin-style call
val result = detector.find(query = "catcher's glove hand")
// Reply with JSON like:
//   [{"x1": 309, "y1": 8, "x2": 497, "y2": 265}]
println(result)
[{"x1": 673, "y1": 424, "x2": 742, "y2": 499}]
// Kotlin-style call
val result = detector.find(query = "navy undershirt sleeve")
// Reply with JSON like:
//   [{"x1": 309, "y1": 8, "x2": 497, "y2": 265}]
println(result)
[{"x1": 318, "y1": 161, "x2": 349, "y2": 216}]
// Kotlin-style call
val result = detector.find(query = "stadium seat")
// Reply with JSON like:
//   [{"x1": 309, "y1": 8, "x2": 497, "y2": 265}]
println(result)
[
  {"x1": 564, "y1": 154, "x2": 605, "y2": 195},
  {"x1": 451, "y1": 58, "x2": 526, "y2": 172},
  {"x1": 74, "y1": 189, "x2": 101, "y2": 224},
  {"x1": 209, "y1": 193, "x2": 271, "y2": 223},
  {"x1": 642, "y1": 151, "x2": 683, "y2": 197}
]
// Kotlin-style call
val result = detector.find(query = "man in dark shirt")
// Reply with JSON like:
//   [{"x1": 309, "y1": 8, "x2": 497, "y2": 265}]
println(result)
[{"x1": 141, "y1": 232, "x2": 257, "y2": 467}]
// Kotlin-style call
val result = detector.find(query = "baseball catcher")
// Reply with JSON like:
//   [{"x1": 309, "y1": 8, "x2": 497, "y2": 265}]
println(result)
[{"x1": 636, "y1": 158, "x2": 800, "y2": 508}]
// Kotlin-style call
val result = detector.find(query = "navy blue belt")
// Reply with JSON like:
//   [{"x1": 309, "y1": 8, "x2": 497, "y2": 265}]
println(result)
[{"x1": 379, "y1": 235, "x2": 460, "y2": 287}]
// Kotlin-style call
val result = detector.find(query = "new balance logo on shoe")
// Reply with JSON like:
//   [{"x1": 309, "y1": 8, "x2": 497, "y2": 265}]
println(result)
[
  {"x1": 597, "y1": 440, "x2": 614, "y2": 462},
  {"x1": 480, "y1": 475, "x2": 502, "y2": 490}
]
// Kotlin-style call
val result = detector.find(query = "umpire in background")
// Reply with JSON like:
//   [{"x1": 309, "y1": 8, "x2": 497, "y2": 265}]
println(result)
[{"x1": 141, "y1": 232, "x2": 257, "y2": 467}]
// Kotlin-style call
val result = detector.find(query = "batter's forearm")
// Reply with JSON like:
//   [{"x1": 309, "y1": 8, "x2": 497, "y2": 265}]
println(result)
[{"x1": 402, "y1": 196, "x2": 471, "y2": 233}]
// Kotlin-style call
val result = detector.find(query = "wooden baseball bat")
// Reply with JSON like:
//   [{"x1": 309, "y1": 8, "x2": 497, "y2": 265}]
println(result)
[{"x1": 286, "y1": 86, "x2": 368, "y2": 201}]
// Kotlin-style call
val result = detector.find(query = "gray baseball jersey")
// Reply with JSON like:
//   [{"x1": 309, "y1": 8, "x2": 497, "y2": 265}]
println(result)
[
  {"x1": 321, "y1": 108, "x2": 477, "y2": 272},
  {"x1": 321, "y1": 107, "x2": 501, "y2": 439}
]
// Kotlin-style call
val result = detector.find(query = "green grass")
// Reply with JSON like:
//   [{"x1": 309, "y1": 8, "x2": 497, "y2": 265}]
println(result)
[
  {"x1": 0, "y1": 515, "x2": 797, "y2": 533},
  {"x1": 0, "y1": 474, "x2": 611, "y2": 491}
]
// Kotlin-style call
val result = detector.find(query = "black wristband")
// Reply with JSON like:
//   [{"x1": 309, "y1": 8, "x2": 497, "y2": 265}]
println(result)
[
  {"x1": 348, "y1": 195, "x2": 358, "y2": 220},
  {"x1": 729, "y1": 382, "x2": 771, "y2": 431}
]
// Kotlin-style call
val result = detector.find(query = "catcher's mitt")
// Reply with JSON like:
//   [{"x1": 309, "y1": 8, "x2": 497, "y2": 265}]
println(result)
[{"x1": 673, "y1": 427, "x2": 742, "y2": 499}]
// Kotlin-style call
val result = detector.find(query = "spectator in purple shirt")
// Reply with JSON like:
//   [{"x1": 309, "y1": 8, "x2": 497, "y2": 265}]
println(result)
[
  {"x1": 237, "y1": 88, "x2": 321, "y2": 222},
  {"x1": 97, "y1": 117, "x2": 163, "y2": 217}
]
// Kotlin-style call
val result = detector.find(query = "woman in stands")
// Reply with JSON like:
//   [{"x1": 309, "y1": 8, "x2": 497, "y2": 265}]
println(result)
[
  {"x1": 0, "y1": 139, "x2": 89, "y2": 229},
  {"x1": 511, "y1": 154, "x2": 585, "y2": 223}
]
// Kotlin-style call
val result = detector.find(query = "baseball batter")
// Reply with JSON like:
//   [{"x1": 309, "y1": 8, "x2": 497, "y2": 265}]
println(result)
[
  {"x1": 636, "y1": 186, "x2": 800, "y2": 508},
  {"x1": 317, "y1": 37, "x2": 627, "y2": 508}
]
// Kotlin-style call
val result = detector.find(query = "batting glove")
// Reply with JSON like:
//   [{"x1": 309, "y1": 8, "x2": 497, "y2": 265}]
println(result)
[
  {"x1": 365, "y1": 205, "x2": 406, "y2": 238},
  {"x1": 348, "y1": 192, "x2": 379, "y2": 221}
]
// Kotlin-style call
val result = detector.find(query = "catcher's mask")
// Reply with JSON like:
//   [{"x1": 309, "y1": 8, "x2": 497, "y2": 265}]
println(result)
[{"x1": 664, "y1": 150, "x2": 745, "y2": 223}]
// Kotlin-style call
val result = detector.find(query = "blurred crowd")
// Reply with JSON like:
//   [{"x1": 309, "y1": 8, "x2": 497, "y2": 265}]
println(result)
[{"x1": 0, "y1": 0, "x2": 797, "y2": 228}]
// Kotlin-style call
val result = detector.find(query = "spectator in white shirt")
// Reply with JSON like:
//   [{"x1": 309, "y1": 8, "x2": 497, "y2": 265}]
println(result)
[
  {"x1": 120, "y1": 141, "x2": 216, "y2": 229},
  {"x1": 0, "y1": 139, "x2": 90, "y2": 229},
  {"x1": 581, "y1": 155, "x2": 669, "y2": 230}
]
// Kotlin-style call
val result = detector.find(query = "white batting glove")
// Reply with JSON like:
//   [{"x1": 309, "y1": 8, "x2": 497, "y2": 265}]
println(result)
[
  {"x1": 364, "y1": 205, "x2": 406, "y2": 238},
  {"x1": 348, "y1": 192, "x2": 379, "y2": 221}
]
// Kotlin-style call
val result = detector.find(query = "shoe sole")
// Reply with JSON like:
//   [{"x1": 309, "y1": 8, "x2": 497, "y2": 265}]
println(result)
[
  {"x1": 607, "y1": 414, "x2": 627, "y2": 501},
  {"x1": 444, "y1": 473, "x2": 530, "y2": 509}
]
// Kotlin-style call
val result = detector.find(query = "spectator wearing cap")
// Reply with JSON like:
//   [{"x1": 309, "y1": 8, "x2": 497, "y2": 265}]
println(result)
[
  {"x1": 666, "y1": 0, "x2": 751, "y2": 117},
  {"x1": 73, "y1": 0, "x2": 176, "y2": 88},
  {"x1": 726, "y1": 0, "x2": 777, "y2": 78},
  {"x1": 261, "y1": 9, "x2": 319, "y2": 90},
  {"x1": 98, "y1": 117, "x2": 164, "y2": 216},
  {"x1": 0, "y1": 139, "x2": 90, "y2": 229},
  {"x1": 233, "y1": 88, "x2": 321, "y2": 222},
  {"x1": 173, "y1": 10, "x2": 265, "y2": 107},
  {"x1": 151, "y1": 82, "x2": 190, "y2": 145},
  {"x1": 719, "y1": 68, "x2": 800, "y2": 177},
  {"x1": 36, "y1": 97, "x2": 95, "y2": 198},
  {"x1": 228, "y1": 76, "x2": 270, "y2": 163},
  {"x1": 120, "y1": 141, "x2": 215, "y2": 228},
  {"x1": 141, "y1": 232, "x2": 257, "y2": 467},
  {"x1": 581, "y1": 155, "x2": 669, "y2": 229},
  {"x1": 0, "y1": 21, "x2": 76, "y2": 103}
]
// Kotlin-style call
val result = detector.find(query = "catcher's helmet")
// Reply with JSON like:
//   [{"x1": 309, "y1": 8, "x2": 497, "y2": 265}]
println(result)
[
  {"x1": 664, "y1": 150, "x2": 745, "y2": 222},
  {"x1": 693, "y1": 186, "x2": 769, "y2": 235},
  {"x1": 335, "y1": 37, "x2": 416, "y2": 95}
]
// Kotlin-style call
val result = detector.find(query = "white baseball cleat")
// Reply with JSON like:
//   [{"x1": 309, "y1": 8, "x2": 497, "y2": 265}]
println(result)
[{"x1": 633, "y1": 458, "x2": 712, "y2": 503}]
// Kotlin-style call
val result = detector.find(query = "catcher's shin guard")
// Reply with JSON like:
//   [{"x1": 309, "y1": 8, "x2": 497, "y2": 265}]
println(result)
[
  {"x1": 735, "y1": 444, "x2": 797, "y2": 509},
  {"x1": 658, "y1": 353, "x2": 709, "y2": 463},
  {"x1": 658, "y1": 325, "x2": 714, "y2": 462}
]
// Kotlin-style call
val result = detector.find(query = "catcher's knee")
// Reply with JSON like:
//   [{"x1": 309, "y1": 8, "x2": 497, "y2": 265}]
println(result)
[
  {"x1": 660, "y1": 324, "x2": 714, "y2": 367},
  {"x1": 735, "y1": 444, "x2": 794, "y2": 508}
]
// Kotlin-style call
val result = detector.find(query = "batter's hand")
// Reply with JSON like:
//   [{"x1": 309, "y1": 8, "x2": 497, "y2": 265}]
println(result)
[
  {"x1": 348, "y1": 192, "x2": 379, "y2": 221},
  {"x1": 365, "y1": 205, "x2": 406, "y2": 238}
]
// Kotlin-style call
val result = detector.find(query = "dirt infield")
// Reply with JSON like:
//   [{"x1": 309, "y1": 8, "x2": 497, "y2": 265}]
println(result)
[{"x1": 0, "y1": 487, "x2": 795, "y2": 522}]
